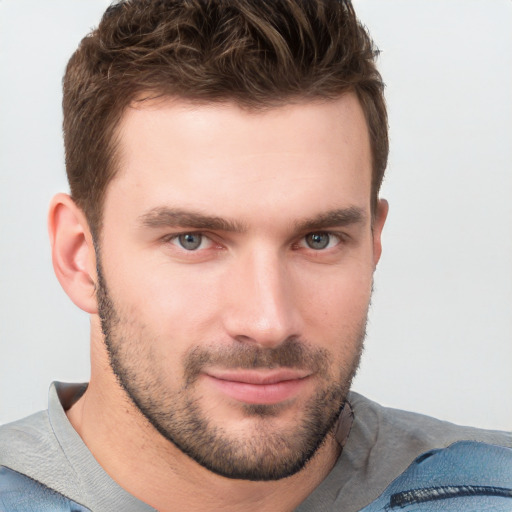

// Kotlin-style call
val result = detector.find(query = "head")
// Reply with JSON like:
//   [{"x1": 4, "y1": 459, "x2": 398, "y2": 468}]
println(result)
[{"x1": 52, "y1": 0, "x2": 388, "y2": 482}]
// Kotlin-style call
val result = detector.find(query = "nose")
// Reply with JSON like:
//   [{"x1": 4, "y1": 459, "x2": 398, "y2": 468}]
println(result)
[{"x1": 220, "y1": 247, "x2": 302, "y2": 348}]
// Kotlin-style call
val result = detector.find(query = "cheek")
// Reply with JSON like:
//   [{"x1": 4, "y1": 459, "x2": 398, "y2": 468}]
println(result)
[
  {"x1": 105, "y1": 268, "x2": 221, "y2": 387},
  {"x1": 295, "y1": 263, "x2": 373, "y2": 335},
  {"x1": 113, "y1": 259, "x2": 222, "y2": 339}
]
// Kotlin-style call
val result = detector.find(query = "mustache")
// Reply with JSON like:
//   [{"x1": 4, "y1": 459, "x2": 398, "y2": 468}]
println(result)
[{"x1": 183, "y1": 337, "x2": 330, "y2": 384}]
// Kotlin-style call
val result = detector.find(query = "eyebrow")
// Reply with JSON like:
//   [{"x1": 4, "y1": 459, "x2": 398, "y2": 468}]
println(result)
[
  {"x1": 138, "y1": 207, "x2": 247, "y2": 232},
  {"x1": 139, "y1": 205, "x2": 366, "y2": 234},
  {"x1": 294, "y1": 206, "x2": 367, "y2": 233}
]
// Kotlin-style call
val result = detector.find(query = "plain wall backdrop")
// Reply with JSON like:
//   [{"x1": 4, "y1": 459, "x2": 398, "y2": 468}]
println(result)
[{"x1": 0, "y1": 0, "x2": 511, "y2": 430}]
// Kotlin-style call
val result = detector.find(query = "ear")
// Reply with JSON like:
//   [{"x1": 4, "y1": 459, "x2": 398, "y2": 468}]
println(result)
[
  {"x1": 48, "y1": 193, "x2": 98, "y2": 314},
  {"x1": 372, "y1": 198, "x2": 388, "y2": 268}
]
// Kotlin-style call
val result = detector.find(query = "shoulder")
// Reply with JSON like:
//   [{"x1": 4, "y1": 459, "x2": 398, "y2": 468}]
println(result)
[
  {"x1": 356, "y1": 440, "x2": 512, "y2": 511},
  {"x1": 348, "y1": 391, "x2": 511, "y2": 450},
  {"x1": 0, "y1": 410, "x2": 59, "y2": 470},
  {"x1": 321, "y1": 393, "x2": 511, "y2": 511},
  {"x1": 0, "y1": 465, "x2": 91, "y2": 511},
  {"x1": 0, "y1": 411, "x2": 84, "y2": 507}
]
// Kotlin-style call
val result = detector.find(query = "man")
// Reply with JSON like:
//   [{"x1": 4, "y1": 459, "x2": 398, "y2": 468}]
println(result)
[{"x1": 0, "y1": 1, "x2": 510, "y2": 511}]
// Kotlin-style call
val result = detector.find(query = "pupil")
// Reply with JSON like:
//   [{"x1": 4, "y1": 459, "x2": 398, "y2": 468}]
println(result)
[
  {"x1": 179, "y1": 233, "x2": 201, "y2": 250},
  {"x1": 307, "y1": 233, "x2": 329, "y2": 250}
]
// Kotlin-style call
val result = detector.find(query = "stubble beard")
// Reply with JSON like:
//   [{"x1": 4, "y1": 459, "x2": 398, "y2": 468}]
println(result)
[{"x1": 95, "y1": 259, "x2": 366, "y2": 481}]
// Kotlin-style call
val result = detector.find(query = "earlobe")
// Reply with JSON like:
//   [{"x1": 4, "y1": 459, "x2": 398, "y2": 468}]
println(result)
[
  {"x1": 372, "y1": 198, "x2": 388, "y2": 268},
  {"x1": 48, "y1": 193, "x2": 98, "y2": 314}
]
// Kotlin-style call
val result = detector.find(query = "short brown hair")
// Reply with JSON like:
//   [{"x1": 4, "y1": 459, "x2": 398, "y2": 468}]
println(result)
[{"x1": 63, "y1": 0, "x2": 388, "y2": 236}]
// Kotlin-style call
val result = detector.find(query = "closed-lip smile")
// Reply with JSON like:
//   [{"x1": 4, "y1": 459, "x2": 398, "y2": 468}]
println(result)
[{"x1": 203, "y1": 369, "x2": 312, "y2": 404}]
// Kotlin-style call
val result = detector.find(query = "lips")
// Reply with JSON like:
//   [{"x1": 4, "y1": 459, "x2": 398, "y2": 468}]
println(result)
[{"x1": 203, "y1": 369, "x2": 311, "y2": 405}]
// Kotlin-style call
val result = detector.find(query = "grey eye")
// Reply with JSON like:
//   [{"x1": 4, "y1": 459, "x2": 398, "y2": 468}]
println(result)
[
  {"x1": 178, "y1": 233, "x2": 203, "y2": 250},
  {"x1": 305, "y1": 232, "x2": 331, "y2": 250}
]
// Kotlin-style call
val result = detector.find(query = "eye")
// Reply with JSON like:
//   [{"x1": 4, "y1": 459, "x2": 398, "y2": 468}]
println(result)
[
  {"x1": 172, "y1": 233, "x2": 211, "y2": 251},
  {"x1": 302, "y1": 232, "x2": 340, "y2": 250}
]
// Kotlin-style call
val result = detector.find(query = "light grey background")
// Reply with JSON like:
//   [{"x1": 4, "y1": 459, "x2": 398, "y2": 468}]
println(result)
[{"x1": 1, "y1": 0, "x2": 511, "y2": 430}]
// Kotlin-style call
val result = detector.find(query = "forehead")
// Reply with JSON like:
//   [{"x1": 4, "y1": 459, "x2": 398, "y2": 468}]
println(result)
[{"x1": 105, "y1": 94, "x2": 372, "y2": 226}]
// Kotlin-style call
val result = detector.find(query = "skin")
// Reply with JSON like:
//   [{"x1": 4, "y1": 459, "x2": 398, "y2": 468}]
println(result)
[{"x1": 49, "y1": 93, "x2": 388, "y2": 511}]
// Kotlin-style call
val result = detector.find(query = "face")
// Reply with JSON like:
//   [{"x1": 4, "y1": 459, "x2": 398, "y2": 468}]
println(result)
[{"x1": 95, "y1": 94, "x2": 384, "y2": 480}]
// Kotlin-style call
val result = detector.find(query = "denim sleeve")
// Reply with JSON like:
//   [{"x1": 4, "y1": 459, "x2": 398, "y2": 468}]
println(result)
[
  {"x1": 358, "y1": 441, "x2": 512, "y2": 511},
  {"x1": 0, "y1": 466, "x2": 90, "y2": 512}
]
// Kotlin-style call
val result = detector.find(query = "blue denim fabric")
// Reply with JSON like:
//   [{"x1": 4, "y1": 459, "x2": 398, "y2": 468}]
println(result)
[
  {"x1": 0, "y1": 466, "x2": 90, "y2": 512},
  {"x1": 359, "y1": 441, "x2": 512, "y2": 511}
]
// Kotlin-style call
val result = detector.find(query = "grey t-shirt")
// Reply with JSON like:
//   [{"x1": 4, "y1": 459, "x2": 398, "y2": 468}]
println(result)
[{"x1": 0, "y1": 382, "x2": 510, "y2": 511}]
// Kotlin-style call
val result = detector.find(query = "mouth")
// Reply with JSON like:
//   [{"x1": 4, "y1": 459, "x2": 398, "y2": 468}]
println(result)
[{"x1": 203, "y1": 369, "x2": 312, "y2": 405}]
